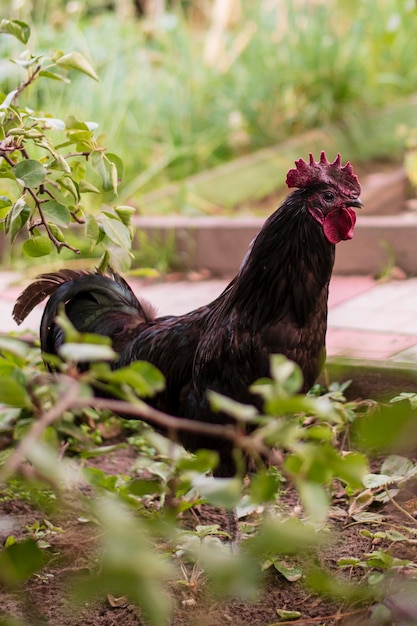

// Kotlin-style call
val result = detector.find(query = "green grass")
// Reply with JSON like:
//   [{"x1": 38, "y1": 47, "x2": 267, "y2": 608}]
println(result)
[{"x1": 2, "y1": 0, "x2": 417, "y2": 211}]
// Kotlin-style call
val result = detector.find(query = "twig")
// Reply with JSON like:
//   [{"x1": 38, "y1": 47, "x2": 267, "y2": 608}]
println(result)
[
  {"x1": 12, "y1": 65, "x2": 43, "y2": 106},
  {"x1": 0, "y1": 378, "x2": 81, "y2": 483},
  {"x1": 0, "y1": 370, "x2": 266, "y2": 482},
  {"x1": 267, "y1": 606, "x2": 367, "y2": 625},
  {"x1": 26, "y1": 187, "x2": 81, "y2": 254},
  {"x1": 70, "y1": 208, "x2": 85, "y2": 224},
  {"x1": 385, "y1": 488, "x2": 417, "y2": 524},
  {"x1": 2, "y1": 136, "x2": 83, "y2": 253},
  {"x1": 20, "y1": 146, "x2": 31, "y2": 160},
  {"x1": 1, "y1": 152, "x2": 17, "y2": 165},
  {"x1": 65, "y1": 151, "x2": 92, "y2": 159},
  {"x1": 72, "y1": 396, "x2": 241, "y2": 442}
]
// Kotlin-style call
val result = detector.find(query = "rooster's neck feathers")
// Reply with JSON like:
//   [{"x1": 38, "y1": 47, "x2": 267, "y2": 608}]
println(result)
[{"x1": 218, "y1": 190, "x2": 335, "y2": 329}]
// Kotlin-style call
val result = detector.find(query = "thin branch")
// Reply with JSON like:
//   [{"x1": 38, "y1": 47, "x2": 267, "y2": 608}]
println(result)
[
  {"x1": 41, "y1": 186, "x2": 56, "y2": 199},
  {"x1": 0, "y1": 366, "x2": 268, "y2": 482},
  {"x1": 20, "y1": 146, "x2": 31, "y2": 160},
  {"x1": 73, "y1": 395, "x2": 270, "y2": 462},
  {"x1": 385, "y1": 488, "x2": 417, "y2": 524},
  {"x1": 0, "y1": 378, "x2": 81, "y2": 483},
  {"x1": 1, "y1": 152, "x2": 17, "y2": 165},
  {"x1": 26, "y1": 187, "x2": 81, "y2": 254},
  {"x1": 12, "y1": 64, "x2": 43, "y2": 106},
  {"x1": 72, "y1": 396, "x2": 241, "y2": 442},
  {"x1": 268, "y1": 607, "x2": 367, "y2": 625},
  {"x1": 70, "y1": 209, "x2": 85, "y2": 224},
  {"x1": 65, "y1": 151, "x2": 92, "y2": 159},
  {"x1": 3, "y1": 147, "x2": 81, "y2": 253}
]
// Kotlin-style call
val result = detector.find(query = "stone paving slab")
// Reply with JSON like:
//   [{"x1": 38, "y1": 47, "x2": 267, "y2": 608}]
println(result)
[
  {"x1": 328, "y1": 279, "x2": 417, "y2": 335},
  {"x1": 2, "y1": 272, "x2": 417, "y2": 364},
  {"x1": 326, "y1": 328, "x2": 417, "y2": 360}
]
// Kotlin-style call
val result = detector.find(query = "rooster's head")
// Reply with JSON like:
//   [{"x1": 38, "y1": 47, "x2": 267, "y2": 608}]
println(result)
[{"x1": 286, "y1": 152, "x2": 362, "y2": 244}]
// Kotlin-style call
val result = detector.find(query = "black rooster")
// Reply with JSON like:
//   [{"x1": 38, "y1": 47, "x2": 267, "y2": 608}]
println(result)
[{"x1": 13, "y1": 152, "x2": 362, "y2": 477}]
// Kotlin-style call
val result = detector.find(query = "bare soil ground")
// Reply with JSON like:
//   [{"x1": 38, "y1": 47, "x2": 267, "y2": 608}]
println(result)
[{"x1": 1, "y1": 445, "x2": 414, "y2": 626}]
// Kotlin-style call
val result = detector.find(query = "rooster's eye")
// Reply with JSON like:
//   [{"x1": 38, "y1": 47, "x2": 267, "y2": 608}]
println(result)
[{"x1": 323, "y1": 191, "x2": 335, "y2": 202}]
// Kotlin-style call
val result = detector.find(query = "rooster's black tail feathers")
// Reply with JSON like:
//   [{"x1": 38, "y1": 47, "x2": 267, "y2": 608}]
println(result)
[
  {"x1": 13, "y1": 269, "x2": 156, "y2": 355},
  {"x1": 13, "y1": 269, "x2": 82, "y2": 326}
]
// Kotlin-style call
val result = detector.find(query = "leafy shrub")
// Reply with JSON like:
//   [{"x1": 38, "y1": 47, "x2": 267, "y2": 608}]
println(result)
[{"x1": 0, "y1": 19, "x2": 133, "y2": 270}]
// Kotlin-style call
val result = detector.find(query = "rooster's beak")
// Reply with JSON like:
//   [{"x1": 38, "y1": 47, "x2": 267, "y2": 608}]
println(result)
[{"x1": 349, "y1": 198, "x2": 363, "y2": 209}]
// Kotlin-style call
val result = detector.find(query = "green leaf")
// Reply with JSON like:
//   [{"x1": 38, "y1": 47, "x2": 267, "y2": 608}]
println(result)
[
  {"x1": 55, "y1": 51, "x2": 99, "y2": 81},
  {"x1": 79, "y1": 180, "x2": 100, "y2": 194},
  {"x1": 83, "y1": 468, "x2": 119, "y2": 491},
  {"x1": 0, "y1": 376, "x2": 29, "y2": 408},
  {"x1": 58, "y1": 176, "x2": 79, "y2": 201},
  {"x1": 331, "y1": 451, "x2": 369, "y2": 489},
  {"x1": 208, "y1": 390, "x2": 258, "y2": 422},
  {"x1": 0, "y1": 89, "x2": 18, "y2": 109},
  {"x1": 115, "y1": 205, "x2": 135, "y2": 227},
  {"x1": 276, "y1": 609, "x2": 302, "y2": 620},
  {"x1": 363, "y1": 550, "x2": 397, "y2": 569},
  {"x1": 338, "y1": 557, "x2": 361, "y2": 567},
  {"x1": 362, "y1": 473, "x2": 394, "y2": 489},
  {"x1": 107, "y1": 152, "x2": 124, "y2": 183},
  {"x1": 99, "y1": 215, "x2": 132, "y2": 250},
  {"x1": 41, "y1": 199, "x2": 71, "y2": 227},
  {"x1": 109, "y1": 161, "x2": 118, "y2": 194},
  {"x1": 34, "y1": 116, "x2": 66, "y2": 131},
  {"x1": 65, "y1": 115, "x2": 91, "y2": 131},
  {"x1": 22, "y1": 236, "x2": 53, "y2": 257},
  {"x1": 249, "y1": 469, "x2": 281, "y2": 504},
  {"x1": 128, "y1": 478, "x2": 163, "y2": 497},
  {"x1": 352, "y1": 401, "x2": 415, "y2": 452},
  {"x1": 92, "y1": 151, "x2": 116, "y2": 192},
  {"x1": 54, "y1": 311, "x2": 87, "y2": 342},
  {"x1": 0, "y1": 539, "x2": 45, "y2": 586},
  {"x1": 0, "y1": 357, "x2": 18, "y2": 376},
  {"x1": 59, "y1": 342, "x2": 117, "y2": 363},
  {"x1": 81, "y1": 443, "x2": 127, "y2": 459},
  {"x1": 245, "y1": 517, "x2": 322, "y2": 556},
  {"x1": 39, "y1": 70, "x2": 70, "y2": 83},
  {"x1": 177, "y1": 449, "x2": 219, "y2": 474},
  {"x1": 50, "y1": 151, "x2": 71, "y2": 173},
  {"x1": 0, "y1": 166, "x2": 17, "y2": 183},
  {"x1": 13, "y1": 160, "x2": 47, "y2": 188},
  {"x1": 270, "y1": 354, "x2": 303, "y2": 394},
  {"x1": 381, "y1": 454, "x2": 415, "y2": 478},
  {"x1": 11, "y1": 50, "x2": 43, "y2": 69},
  {"x1": 0, "y1": 19, "x2": 30, "y2": 44},
  {"x1": 5, "y1": 198, "x2": 30, "y2": 242},
  {"x1": 48, "y1": 223, "x2": 65, "y2": 242},
  {"x1": 85, "y1": 213, "x2": 99, "y2": 246},
  {"x1": 297, "y1": 481, "x2": 329, "y2": 523},
  {"x1": 0, "y1": 195, "x2": 12, "y2": 218},
  {"x1": 263, "y1": 394, "x2": 319, "y2": 418},
  {"x1": 98, "y1": 360, "x2": 165, "y2": 397},
  {"x1": 303, "y1": 424, "x2": 333, "y2": 442},
  {"x1": 273, "y1": 563, "x2": 303, "y2": 583},
  {"x1": 0, "y1": 336, "x2": 31, "y2": 360},
  {"x1": 192, "y1": 475, "x2": 242, "y2": 509}
]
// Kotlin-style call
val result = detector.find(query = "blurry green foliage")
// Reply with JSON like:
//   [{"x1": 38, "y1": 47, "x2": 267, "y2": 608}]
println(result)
[
  {"x1": 0, "y1": 20, "x2": 133, "y2": 270},
  {"x1": 2, "y1": 1, "x2": 417, "y2": 207}
]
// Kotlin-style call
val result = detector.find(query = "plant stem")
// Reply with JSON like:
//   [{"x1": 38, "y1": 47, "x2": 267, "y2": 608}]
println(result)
[
  {"x1": 385, "y1": 488, "x2": 417, "y2": 524},
  {"x1": 0, "y1": 377, "x2": 81, "y2": 482},
  {"x1": 26, "y1": 187, "x2": 81, "y2": 254},
  {"x1": 12, "y1": 64, "x2": 42, "y2": 106}
]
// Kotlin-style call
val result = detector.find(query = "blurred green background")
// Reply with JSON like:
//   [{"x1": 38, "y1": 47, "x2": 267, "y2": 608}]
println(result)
[{"x1": 1, "y1": 0, "x2": 417, "y2": 209}]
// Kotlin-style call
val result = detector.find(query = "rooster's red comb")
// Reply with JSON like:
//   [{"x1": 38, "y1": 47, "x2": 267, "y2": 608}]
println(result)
[{"x1": 286, "y1": 151, "x2": 361, "y2": 198}]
